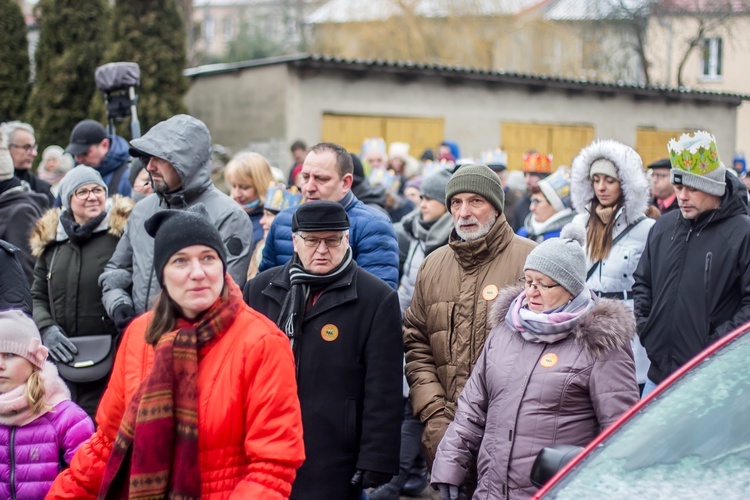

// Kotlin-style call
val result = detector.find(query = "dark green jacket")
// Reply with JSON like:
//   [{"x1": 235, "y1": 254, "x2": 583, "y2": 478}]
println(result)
[{"x1": 30, "y1": 196, "x2": 133, "y2": 337}]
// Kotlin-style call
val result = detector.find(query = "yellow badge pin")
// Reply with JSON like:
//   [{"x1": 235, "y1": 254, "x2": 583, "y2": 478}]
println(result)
[{"x1": 321, "y1": 324, "x2": 339, "y2": 342}]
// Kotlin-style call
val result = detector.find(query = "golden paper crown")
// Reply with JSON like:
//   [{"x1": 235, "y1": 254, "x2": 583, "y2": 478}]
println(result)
[{"x1": 522, "y1": 153, "x2": 553, "y2": 173}]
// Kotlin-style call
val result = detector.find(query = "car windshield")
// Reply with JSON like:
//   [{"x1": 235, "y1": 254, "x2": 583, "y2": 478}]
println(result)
[{"x1": 545, "y1": 331, "x2": 750, "y2": 499}]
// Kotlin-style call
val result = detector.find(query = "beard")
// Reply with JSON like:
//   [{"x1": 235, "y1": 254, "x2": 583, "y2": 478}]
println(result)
[{"x1": 455, "y1": 213, "x2": 497, "y2": 241}]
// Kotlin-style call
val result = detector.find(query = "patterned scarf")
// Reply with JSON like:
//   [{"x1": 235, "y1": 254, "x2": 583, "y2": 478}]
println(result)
[
  {"x1": 99, "y1": 276, "x2": 242, "y2": 500},
  {"x1": 505, "y1": 288, "x2": 595, "y2": 344},
  {"x1": 276, "y1": 248, "x2": 353, "y2": 342}
]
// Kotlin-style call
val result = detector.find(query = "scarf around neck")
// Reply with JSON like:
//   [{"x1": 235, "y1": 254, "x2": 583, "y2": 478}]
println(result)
[
  {"x1": 505, "y1": 288, "x2": 595, "y2": 344},
  {"x1": 60, "y1": 209, "x2": 107, "y2": 245},
  {"x1": 594, "y1": 204, "x2": 617, "y2": 225},
  {"x1": 99, "y1": 276, "x2": 243, "y2": 500},
  {"x1": 0, "y1": 362, "x2": 70, "y2": 427},
  {"x1": 277, "y1": 248, "x2": 354, "y2": 342}
]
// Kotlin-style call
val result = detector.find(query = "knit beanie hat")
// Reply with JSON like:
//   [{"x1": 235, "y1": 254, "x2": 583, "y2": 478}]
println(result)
[
  {"x1": 538, "y1": 168, "x2": 572, "y2": 212},
  {"x1": 445, "y1": 164, "x2": 505, "y2": 214},
  {"x1": 589, "y1": 158, "x2": 619, "y2": 180},
  {"x1": 0, "y1": 310, "x2": 48, "y2": 369},
  {"x1": 524, "y1": 224, "x2": 586, "y2": 296},
  {"x1": 420, "y1": 169, "x2": 452, "y2": 205},
  {"x1": 145, "y1": 204, "x2": 227, "y2": 286},
  {"x1": 59, "y1": 166, "x2": 108, "y2": 210},
  {"x1": 668, "y1": 131, "x2": 726, "y2": 197}
]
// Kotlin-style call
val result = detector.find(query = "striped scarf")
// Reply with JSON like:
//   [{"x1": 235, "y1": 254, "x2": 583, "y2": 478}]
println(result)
[
  {"x1": 277, "y1": 248, "x2": 353, "y2": 342},
  {"x1": 99, "y1": 276, "x2": 242, "y2": 500}
]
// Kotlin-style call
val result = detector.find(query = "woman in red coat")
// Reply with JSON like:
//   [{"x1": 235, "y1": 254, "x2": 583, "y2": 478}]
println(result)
[{"x1": 47, "y1": 204, "x2": 305, "y2": 499}]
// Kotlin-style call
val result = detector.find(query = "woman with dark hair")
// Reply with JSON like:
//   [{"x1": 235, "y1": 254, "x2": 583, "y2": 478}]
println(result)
[{"x1": 48, "y1": 204, "x2": 305, "y2": 499}]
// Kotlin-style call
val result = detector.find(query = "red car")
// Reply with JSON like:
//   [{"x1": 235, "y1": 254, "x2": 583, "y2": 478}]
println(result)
[{"x1": 532, "y1": 320, "x2": 750, "y2": 498}]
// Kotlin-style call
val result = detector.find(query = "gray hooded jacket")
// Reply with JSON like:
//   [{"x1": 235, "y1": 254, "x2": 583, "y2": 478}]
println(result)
[{"x1": 99, "y1": 115, "x2": 252, "y2": 316}]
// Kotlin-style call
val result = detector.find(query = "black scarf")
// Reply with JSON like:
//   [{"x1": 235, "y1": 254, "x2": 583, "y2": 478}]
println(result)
[
  {"x1": 0, "y1": 177, "x2": 22, "y2": 196},
  {"x1": 60, "y1": 209, "x2": 107, "y2": 246},
  {"x1": 276, "y1": 248, "x2": 354, "y2": 342}
]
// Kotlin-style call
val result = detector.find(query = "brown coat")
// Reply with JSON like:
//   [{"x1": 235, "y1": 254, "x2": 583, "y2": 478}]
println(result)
[
  {"x1": 403, "y1": 216, "x2": 536, "y2": 466},
  {"x1": 430, "y1": 286, "x2": 639, "y2": 499}
]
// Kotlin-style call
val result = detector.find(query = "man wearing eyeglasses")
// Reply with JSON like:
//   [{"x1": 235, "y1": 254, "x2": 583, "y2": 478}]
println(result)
[
  {"x1": 647, "y1": 158, "x2": 678, "y2": 214},
  {"x1": 1, "y1": 121, "x2": 54, "y2": 205},
  {"x1": 244, "y1": 201, "x2": 402, "y2": 500}
]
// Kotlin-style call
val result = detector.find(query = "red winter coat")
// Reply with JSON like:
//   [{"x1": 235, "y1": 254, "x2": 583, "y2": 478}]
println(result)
[{"x1": 46, "y1": 300, "x2": 305, "y2": 499}]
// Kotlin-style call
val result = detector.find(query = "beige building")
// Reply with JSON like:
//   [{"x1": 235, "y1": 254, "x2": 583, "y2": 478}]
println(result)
[{"x1": 183, "y1": 54, "x2": 745, "y2": 172}]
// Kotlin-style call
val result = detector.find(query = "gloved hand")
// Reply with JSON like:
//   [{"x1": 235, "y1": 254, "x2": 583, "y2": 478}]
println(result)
[
  {"x1": 41, "y1": 325, "x2": 78, "y2": 364},
  {"x1": 350, "y1": 470, "x2": 393, "y2": 489},
  {"x1": 434, "y1": 483, "x2": 459, "y2": 500},
  {"x1": 112, "y1": 304, "x2": 136, "y2": 334}
]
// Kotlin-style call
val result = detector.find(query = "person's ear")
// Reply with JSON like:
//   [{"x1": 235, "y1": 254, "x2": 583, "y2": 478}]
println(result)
[{"x1": 341, "y1": 173, "x2": 354, "y2": 191}]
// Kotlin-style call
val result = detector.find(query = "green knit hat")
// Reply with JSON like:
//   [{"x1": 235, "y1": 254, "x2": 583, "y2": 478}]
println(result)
[{"x1": 445, "y1": 164, "x2": 505, "y2": 214}]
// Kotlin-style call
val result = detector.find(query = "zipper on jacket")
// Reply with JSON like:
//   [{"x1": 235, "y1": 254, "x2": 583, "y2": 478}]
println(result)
[{"x1": 10, "y1": 426, "x2": 16, "y2": 500}]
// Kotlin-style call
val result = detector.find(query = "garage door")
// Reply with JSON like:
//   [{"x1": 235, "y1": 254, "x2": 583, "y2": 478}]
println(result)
[
  {"x1": 501, "y1": 122, "x2": 595, "y2": 170},
  {"x1": 322, "y1": 113, "x2": 444, "y2": 159},
  {"x1": 636, "y1": 128, "x2": 693, "y2": 167}
]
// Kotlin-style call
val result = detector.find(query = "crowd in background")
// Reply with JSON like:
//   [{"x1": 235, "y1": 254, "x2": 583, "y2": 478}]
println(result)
[{"x1": 1, "y1": 114, "x2": 749, "y2": 500}]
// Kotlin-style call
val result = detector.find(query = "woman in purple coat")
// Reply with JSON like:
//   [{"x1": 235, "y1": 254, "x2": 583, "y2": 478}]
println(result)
[
  {"x1": 0, "y1": 310, "x2": 93, "y2": 499},
  {"x1": 430, "y1": 226, "x2": 639, "y2": 499}
]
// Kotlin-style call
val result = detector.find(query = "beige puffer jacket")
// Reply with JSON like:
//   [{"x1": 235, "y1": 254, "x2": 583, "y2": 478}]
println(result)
[{"x1": 403, "y1": 217, "x2": 535, "y2": 465}]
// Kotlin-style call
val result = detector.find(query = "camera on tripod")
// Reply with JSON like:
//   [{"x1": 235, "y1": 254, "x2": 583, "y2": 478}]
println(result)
[{"x1": 94, "y1": 62, "x2": 142, "y2": 139}]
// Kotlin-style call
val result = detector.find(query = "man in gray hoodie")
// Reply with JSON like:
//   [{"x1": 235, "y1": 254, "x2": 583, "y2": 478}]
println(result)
[{"x1": 99, "y1": 114, "x2": 253, "y2": 333}]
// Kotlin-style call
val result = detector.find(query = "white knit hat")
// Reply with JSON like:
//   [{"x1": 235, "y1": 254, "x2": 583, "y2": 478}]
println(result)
[{"x1": 0, "y1": 310, "x2": 48, "y2": 369}]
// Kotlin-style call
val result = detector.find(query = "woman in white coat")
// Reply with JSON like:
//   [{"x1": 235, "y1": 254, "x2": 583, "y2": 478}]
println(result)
[{"x1": 569, "y1": 139, "x2": 655, "y2": 392}]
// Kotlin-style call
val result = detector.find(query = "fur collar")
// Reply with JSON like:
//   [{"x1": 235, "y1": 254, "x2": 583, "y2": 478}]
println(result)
[
  {"x1": 570, "y1": 140, "x2": 650, "y2": 224},
  {"x1": 490, "y1": 285, "x2": 634, "y2": 357},
  {"x1": 30, "y1": 195, "x2": 134, "y2": 257}
]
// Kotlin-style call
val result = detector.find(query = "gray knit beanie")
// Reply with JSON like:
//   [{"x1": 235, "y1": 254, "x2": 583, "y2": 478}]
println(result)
[
  {"x1": 421, "y1": 169, "x2": 452, "y2": 205},
  {"x1": 523, "y1": 224, "x2": 586, "y2": 296},
  {"x1": 59, "y1": 166, "x2": 108, "y2": 210},
  {"x1": 0, "y1": 310, "x2": 48, "y2": 369},
  {"x1": 445, "y1": 164, "x2": 505, "y2": 214}
]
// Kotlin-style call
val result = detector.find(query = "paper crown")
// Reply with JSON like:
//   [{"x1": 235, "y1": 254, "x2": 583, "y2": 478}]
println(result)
[
  {"x1": 480, "y1": 149, "x2": 508, "y2": 168},
  {"x1": 522, "y1": 153, "x2": 553, "y2": 173},
  {"x1": 422, "y1": 160, "x2": 450, "y2": 178},
  {"x1": 538, "y1": 167, "x2": 572, "y2": 211},
  {"x1": 361, "y1": 137, "x2": 387, "y2": 155},
  {"x1": 368, "y1": 168, "x2": 401, "y2": 193},
  {"x1": 667, "y1": 131, "x2": 721, "y2": 174},
  {"x1": 264, "y1": 184, "x2": 302, "y2": 213}
]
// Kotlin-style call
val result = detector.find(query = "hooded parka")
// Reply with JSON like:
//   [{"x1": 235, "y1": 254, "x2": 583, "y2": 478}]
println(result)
[
  {"x1": 634, "y1": 172, "x2": 750, "y2": 384},
  {"x1": 99, "y1": 115, "x2": 253, "y2": 316},
  {"x1": 430, "y1": 286, "x2": 638, "y2": 499},
  {"x1": 403, "y1": 216, "x2": 535, "y2": 466}
]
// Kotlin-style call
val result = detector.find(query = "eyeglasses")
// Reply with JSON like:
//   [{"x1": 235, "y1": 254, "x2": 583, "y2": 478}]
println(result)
[
  {"x1": 651, "y1": 172, "x2": 669, "y2": 180},
  {"x1": 296, "y1": 234, "x2": 344, "y2": 248},
  {"x1": 73, "y1": 186, "x2": 106, "y2": 199},
  {"x1": 518, "y1": 276, "x2": 561, "y2": 291},
  {"x1": 9, "y1": 143, "x2": 37, "y2": 153}
]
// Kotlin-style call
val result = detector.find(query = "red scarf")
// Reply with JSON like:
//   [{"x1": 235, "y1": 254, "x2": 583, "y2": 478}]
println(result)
[{"x1": 99, "y1": 277, "x2": 242, "y2": 499}]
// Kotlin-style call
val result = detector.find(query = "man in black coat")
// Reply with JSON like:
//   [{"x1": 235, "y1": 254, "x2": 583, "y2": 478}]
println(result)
[
  {"x1": 634, "y1": 133, "x2": 750, "y2": 397},
  {"x1": 2, "y1": 121, "x2": 54, "y2": 205},
  {"x1": 0, "y1": 239, "x2": 32, "y2": 316},
  {"x1": 244, "y1": 201, "x2": 402, "y2": 500}
]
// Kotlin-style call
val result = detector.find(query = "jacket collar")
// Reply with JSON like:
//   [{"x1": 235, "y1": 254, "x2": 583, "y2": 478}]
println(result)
[{"x1": 448, "y1": 214, "x2": 515, "y2": 269}]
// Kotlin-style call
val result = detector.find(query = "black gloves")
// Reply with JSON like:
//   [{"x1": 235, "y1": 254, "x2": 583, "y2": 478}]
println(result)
[
  {"x1": 41, "y1": 325, "x2": 78, "y2": 364},
  {"x1": 112, "y1": 304, "x2": 136, "y2": 334},
  {"x1": 350, "y1": 470, "x2": 392, "y2": 489}
]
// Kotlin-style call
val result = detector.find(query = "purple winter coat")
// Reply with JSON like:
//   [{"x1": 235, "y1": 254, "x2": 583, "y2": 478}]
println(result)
[
  {"x1": 431, "y1": 286, "x2": 639, "y2": 499},
  {"x1": 0, "y1": 385, "x2": 93, "y2": 499}
]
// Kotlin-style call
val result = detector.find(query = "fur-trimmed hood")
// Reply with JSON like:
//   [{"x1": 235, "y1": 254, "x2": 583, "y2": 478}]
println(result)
[
  {"x1": 30, "y1": 194, "x2": 134, "y2": 257},
  {"x1": 570, "y1": 139, "x2": 650, "y2": 224},
  {"x1": 489, "y1": 285, "x2": 634, "y2": 357}
]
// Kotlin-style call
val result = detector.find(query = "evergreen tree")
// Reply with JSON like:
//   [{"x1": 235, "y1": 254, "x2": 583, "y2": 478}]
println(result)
[
  {"x1": 98, "y1": 0, "x2": 188, "y2": 135},
  {"x1": 0, "y1": 0, "x2": 31, "y2": 122},
  {"x1": 25, "y1": 0, "x2": 108, "y2": 153}
]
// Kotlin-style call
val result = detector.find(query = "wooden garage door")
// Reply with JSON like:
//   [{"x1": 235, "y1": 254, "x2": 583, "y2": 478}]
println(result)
[
  {"x1": 322, "y1": 113, "x2": 444, "y2": 159},
  {"x1": 636, "y1": 128, "x2": 693, "y2": 167},
  {"x1": 501, "y1": 122, "x2": 594, "y2": 170}
]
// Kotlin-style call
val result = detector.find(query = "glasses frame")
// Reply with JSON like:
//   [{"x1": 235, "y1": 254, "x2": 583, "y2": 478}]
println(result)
[
  {"x1": 9, "y1": 143, "x2": 37, "y2": 153},
  {"x1": 518, "y1": 276, "x2": 562, "y2": 292},
  {"x1": 73, "y1": 186, "x2": 106, "y2": 199},
  {"x1": 295, "y1": 233, "x2": 344, "y2": 248}
]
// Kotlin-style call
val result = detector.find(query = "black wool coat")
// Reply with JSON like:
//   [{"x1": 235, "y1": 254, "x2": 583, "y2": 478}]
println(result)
[{"x1": 244, "y1": 260, "x2": 402, "y2": 500}]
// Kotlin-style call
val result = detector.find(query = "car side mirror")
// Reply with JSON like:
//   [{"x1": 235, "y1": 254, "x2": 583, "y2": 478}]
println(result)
[{"x1": 530, "y1": 444, "x2": 584, "y2": 488}]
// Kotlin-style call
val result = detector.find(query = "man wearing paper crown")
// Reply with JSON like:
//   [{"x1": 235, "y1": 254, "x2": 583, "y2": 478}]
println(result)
[
  {"x1": 511, "y1": 151, "x2": 553, "y2": 232},
  {"x1": 634, "y1": 131, "x2": 750, "y2": 396}
]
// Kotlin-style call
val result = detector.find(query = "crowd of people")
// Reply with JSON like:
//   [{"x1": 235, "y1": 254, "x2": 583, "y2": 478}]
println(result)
[{"x1": 1, "y1": 113, "x2": 749, "y2": 500}]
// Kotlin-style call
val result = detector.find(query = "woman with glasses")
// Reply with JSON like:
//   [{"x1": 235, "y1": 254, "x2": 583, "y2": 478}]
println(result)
[
  {"x1": 569, "y1": 140, "x2": 656, "y2": 393},
  {"x1": 430, "y1": 227, "x2": 638, "y2": 499},
  {"x1": 517, "y1": 167, "x2": 576, "y2": 243},
  {"x1": 30, "y1": 167, "x2": 133, "y2": 419}
]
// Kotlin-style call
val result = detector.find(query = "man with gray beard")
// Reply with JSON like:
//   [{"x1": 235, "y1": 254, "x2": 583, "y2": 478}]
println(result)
[{"x1": 403, "y1": 164, "x2": 536, "y2": 499}]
